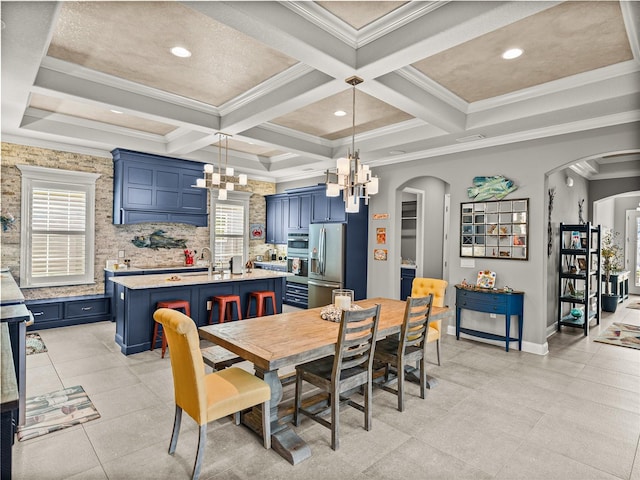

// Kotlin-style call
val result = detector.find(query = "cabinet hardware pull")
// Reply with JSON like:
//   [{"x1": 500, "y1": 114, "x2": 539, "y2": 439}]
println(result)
[
  {"x1": 33, "y1": 311, "x2": 44, "y2": 316},
  {"x1": 82, "y1": 307, "x2": 93, "y2": 311}
]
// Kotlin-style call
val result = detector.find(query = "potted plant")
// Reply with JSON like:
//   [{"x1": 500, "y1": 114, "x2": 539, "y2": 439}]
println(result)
[{"x1": 601, "y1": 230, "x2": 623, "y2": 312}]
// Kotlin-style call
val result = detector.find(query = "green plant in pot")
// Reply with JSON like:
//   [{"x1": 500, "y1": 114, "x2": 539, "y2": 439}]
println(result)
[{"x1": 601, "y1": 230, "x2": 623, "y2": 312}]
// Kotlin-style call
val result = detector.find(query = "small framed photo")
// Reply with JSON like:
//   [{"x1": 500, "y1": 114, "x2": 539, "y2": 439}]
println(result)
[{"x1": 577, "y1": 258, "x2": 587, "y2": 271}]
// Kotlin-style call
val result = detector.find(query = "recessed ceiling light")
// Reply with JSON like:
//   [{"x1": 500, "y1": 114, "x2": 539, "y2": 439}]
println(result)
[
  {"x1": 170, "y1": 46, "x2": 192, "y2": 58},
  {"x1": 334, "y1": 110, "x2": 347, "y2": 117},
  {"x1": 502, "y1": 48, "x2": 523, "y2": 60},
  {"x1": 110, "y1": 109, "x2": 123, "y2": 114}
]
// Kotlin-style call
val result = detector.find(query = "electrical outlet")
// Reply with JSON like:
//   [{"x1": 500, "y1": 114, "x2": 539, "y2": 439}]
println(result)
[
  {"x1": 490, "y1": 313, "x2": 497, "y2": 318},
  {"x1": 118, "y1": 250, "x2": 125, "y2": 258},
  {"x1": 207, "y1": 301, "x2": 212, "y2": 311}
]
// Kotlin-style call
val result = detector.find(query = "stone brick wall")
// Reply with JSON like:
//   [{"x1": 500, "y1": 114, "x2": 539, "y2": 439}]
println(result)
[{"x1": 0, "y1": 142, "x2": 277, "y2": 300}]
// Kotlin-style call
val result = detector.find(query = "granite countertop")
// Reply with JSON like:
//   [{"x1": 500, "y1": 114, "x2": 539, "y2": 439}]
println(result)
[
  {"x1": 400, "y1": 264, "x2": 417, "y2": 269},
  {"x1": 0, "y1": 271, "x2": 24, "y2": 305},
  {"x1": 109, "y1": 268, "x2": 291, "y2": 290},
  {"x1": 104, "y1": 264, "x2": 208, "y2": 273}
]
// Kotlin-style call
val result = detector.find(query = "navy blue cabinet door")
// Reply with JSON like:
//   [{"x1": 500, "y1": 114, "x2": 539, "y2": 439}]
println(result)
[
  {"x1": 311, "y1": 187, "x2": 346, "y2": 223},
  {"x1": 288, "y1": 193, "x2": 311, "y2": 231},
  {"x1": 112, "y1": 149, "x2": 207, "y2": 226},
  {"x1": 266, "y1": 194, "x2": 287, "y2": 244}
]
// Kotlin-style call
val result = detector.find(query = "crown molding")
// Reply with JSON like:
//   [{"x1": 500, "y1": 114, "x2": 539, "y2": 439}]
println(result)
[
  {"x1": 469, "y1": 61, "x2": 640, "y2": 113},
  {"x1": 395, "y1": 66, "x2": 468, "y2": 113},
  {"x1": 2, "y1": 134, "x2": 112, "y2": 159},
  {"x1": 40, "y1": 56, "x2": 221, "y2": 116}
]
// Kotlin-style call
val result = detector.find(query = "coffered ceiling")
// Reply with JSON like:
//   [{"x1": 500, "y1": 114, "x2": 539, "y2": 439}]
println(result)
[{"x1": 2, "y1": 1, "x2": 639, "y2": 182}]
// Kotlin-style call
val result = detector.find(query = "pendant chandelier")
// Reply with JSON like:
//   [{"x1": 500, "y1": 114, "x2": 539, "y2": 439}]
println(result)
[
  {"x1": 325, "y1": 76, "x2": 378, "y2": 213},
  {"x1": 195, "y1": 133, "x2": 247, "y2": 200}
]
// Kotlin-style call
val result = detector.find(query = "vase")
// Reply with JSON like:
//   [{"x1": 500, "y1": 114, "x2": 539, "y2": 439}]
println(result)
[{"x1": 601, "y1": 294, "x2": 619, "y2": 313}]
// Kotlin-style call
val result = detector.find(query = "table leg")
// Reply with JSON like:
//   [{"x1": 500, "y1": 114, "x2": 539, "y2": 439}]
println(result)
[
  {"x1": 404, "y1": 364, "x2": 438, "y2": 389},
  {"x1": 504, "y1": 313, "x2": 510, "y2": 352},
  {"x1": 246, "y1": 366, "x2": 311, "y2": 465},
  {"x1": 518, "y1": 314, "x2": 523, "y2": 351}
]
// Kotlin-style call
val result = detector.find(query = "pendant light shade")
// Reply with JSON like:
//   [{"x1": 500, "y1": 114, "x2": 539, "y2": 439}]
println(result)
[
  {"x1": 193, "y1": 133, "x2": 249, "y2": 199},
  {"x1": 324, "y1": 76, "x2": 379, "y2": 211}
]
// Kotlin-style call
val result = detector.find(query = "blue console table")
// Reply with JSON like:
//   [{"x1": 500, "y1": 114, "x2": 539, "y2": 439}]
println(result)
[{"x1": 455, "y1": 285, "x2": 524, "y2": 352}]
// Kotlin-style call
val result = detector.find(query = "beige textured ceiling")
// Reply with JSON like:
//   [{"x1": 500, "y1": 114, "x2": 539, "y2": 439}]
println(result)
[
  {"x1": 29, "y1": 93, "x2": 176, "y2": 136},
  {"x1": 271, "y1": 89, "x2": 413, "y2": 140},
  {"x1": 316, "y1": 1, "x2": 408, "y2": 30},
  {"x1": 48, "y1": 1, "x2": 298, "y2": 106},
  {"x1": 412, "y1": 1, "x2": 633, "y2": 102}
]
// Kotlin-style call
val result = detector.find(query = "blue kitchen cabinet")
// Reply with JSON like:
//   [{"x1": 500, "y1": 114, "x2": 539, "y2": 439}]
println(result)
[
  {"x1": 287, "y1": 192, "x2": 311, "y2": 232},
  {"x1": 265, "y1": 194, "x2": 288, "y2": 244},
  {"x1": 400, "y1": 267, "x2": 416, "y2": 300},
  {"x1": 309, "y1": 186, "x2": 346, "y2": 223},
  {"x1": 112, "y1": 149, "x2": 208, "y2": 226}
]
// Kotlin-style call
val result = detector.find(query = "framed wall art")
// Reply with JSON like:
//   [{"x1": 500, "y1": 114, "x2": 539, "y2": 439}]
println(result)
[{"x1": 460, "y1": 198, "x2": 529, "y2": 260}]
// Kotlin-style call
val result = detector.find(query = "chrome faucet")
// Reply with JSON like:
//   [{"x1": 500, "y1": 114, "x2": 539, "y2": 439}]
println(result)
[{"x1": 201, "y1": 247, "x2": 213, "y2": 278}]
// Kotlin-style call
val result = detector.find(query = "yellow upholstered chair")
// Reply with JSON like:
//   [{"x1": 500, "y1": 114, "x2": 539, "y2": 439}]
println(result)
[
  {"x1": 411, "y1": 277, "x2": 448, "y2": 365},
  {"x1": 153, "y1": 308, "x2": 271, "y2": 480}
]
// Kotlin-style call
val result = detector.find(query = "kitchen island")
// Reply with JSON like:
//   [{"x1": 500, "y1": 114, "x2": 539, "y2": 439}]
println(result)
[{"x1": 110, "y1": 269, "x2": 290, "y2": 355}]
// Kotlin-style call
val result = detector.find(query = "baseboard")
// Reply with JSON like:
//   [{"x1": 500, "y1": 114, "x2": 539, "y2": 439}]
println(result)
[{"x1": 446, "y1": 325, "x2": 548, "y2": 355}]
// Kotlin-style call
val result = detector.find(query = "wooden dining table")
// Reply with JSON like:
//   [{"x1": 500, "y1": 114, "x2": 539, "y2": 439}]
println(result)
[{"x1": 198, "y1": 296, "x2": 451, "y2": 465}]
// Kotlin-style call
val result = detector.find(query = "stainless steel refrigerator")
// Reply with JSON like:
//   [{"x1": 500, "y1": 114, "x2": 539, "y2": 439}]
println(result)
[{"x1": 308, "y1": 223, "x2": 346, "y2": 308}]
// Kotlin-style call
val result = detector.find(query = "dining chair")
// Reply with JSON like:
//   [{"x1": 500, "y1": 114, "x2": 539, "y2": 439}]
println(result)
[
  {"x1": 293, "y1": 304, "x2": 381, "y2": 450},
  {"x1": 411, "y1": 277, "x2": 448, "y2": 365},
  {"x1": 153, "y1": 308, "x2": 271, "y2": 480},
  {"x1": 373, "y1": 294, "x2": 433, "y2": 411}
]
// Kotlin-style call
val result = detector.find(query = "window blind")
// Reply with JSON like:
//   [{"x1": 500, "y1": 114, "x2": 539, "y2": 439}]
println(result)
[
  {"x1": 31, "y1": 188, "x2": 87, "y2": 278},
  {"x1": 214, "y1": 202, "x2": 244, "y2": 265}
]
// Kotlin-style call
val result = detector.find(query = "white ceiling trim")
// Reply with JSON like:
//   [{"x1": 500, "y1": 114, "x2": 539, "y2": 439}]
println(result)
[
  {"x1": 1, "y1": 133, "x2": 112, "y2": 159},
  {"x1": 33, "y1": 67, "x2": 220, "y2": 132},
  {"x1": 217, "y1": 63, "x2": 316, "y2": 116},
  {"x1": 395, "y1": 65, "x2": 468, "y2": 113},
  {"x1": 621, "y1": 0, "x2": 640, "y2": 61},
  {"x1": 40, "y1": 56, "x2": 222, "y2": 116},
  {"x1": 469, "y1": 60, "x2": 640, "y2": 114}
]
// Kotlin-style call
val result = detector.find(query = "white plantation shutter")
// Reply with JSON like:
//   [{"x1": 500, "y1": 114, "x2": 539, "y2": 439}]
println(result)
[
  {"x1": 214, "y1": 202, "x2": 245, "y2": 265},
  {"x1": 31, "y1": 188, "x2": 87, "y2": 278},
  {"x1": 211, "y1": 192, "x2": 250, "y2": 268},
  {"x1": 18, "y1": 165, "x2": 99, "y2": 288}
]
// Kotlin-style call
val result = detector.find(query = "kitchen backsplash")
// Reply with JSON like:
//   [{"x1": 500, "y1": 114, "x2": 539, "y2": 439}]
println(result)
[{"x1": 1, "y1": 142, "x2": 277, "y2": 300}]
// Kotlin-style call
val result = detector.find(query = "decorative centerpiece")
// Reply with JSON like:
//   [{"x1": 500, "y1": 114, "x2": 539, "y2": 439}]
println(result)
[{"x1": 320, "y1": 289, "x2": 359, "y2": 322}]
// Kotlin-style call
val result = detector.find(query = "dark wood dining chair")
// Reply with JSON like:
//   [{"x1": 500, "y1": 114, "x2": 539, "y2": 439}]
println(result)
[
  {"x1": 373, "y1": 294, "x2": 433, "y2": 412},
  {"x1": 293, "y1": 304, "x2": 381, "y2": 450}
]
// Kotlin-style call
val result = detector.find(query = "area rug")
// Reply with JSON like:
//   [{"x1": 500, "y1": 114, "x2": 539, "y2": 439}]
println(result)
[
  {"x1": 626, "y1": 302, "x2": 640, "y2": 310},
  {"x1": 17, "y1": 385, "x2": 100, "y2": 441},
  {"x1": 26, "y1": 332, "x2": 47, "y2": 355},
  {"x1": 594, "y1": 322, "x2": 640, "y2": 350}
]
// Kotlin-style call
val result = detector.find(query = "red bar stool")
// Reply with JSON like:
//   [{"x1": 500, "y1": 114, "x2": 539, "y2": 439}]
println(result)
[
  {"x1": 208, "y1": 295, "x2": 242, "y2": 324},
  {"x1": 152, "y1": 300, "x2": 191, "y2": 358},
  {"x1": 246, "y1": 291, "x2": 277, "y2": 318}
]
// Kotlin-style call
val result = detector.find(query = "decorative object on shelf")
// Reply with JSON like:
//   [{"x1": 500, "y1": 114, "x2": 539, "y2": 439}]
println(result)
[
  {"x1": 250, "y1": 223, "x2": 265, "y2": 240},
  {"x1": 324, "y1": 76, "x2": 379, "y2": 213},
  {"x1": 467, "y1": 175, "x2": 517, "y2": 201},
  {"x1": 570, "y1": 307, "x2": 583, "y2": 319},
  {"x1": 131, "y1": 230, "x2": 187, "y2": 249},
  {"x1": 601, "y1": 229, "x2": 623, "y2": 312},
  {"x1": 461, "y1": 198, "x2": 528, "y2": 260},
  {"x1": 476, "y1": 270, "x2": 496, "y2": 289},
  {"x1": 245, "y1": 260, "x2": 254, "y2": 273},
  {"x1": 1, "y1": 211, "x2": 15, "y2": 231},
  {"x1": 570, "y1": 231, "x2": 581, "y2": 249},
  {"x1": 578, "y1": 199, "x2": 585, "y2": 224},
  {"x1": 194, "y1": 133, "x2": 247, "y2": 200},
  {"x1": 373, "y1": 248, "x2": 387, "y2": 261},
  {"x1": 547, "y1": 188, "x2": 555, "y2": 257}
]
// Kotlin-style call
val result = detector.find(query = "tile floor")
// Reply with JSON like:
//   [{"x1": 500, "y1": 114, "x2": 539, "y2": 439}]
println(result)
[{"x1": 12, "y1": 297, "x2": 640, "y2": 480}]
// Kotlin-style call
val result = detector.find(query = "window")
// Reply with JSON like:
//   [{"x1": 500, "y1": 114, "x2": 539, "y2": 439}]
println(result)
[
  {"x1": 211, "y1": 192, "x2": 250, "y2": 268},
  {"x1": 18, "y1": 165, "x2": 100, "y2": 288}
]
